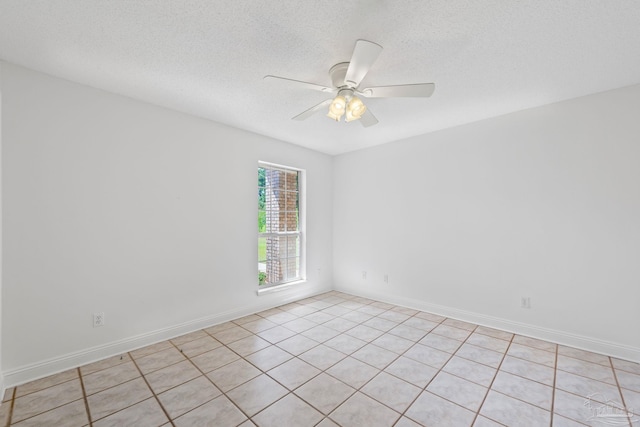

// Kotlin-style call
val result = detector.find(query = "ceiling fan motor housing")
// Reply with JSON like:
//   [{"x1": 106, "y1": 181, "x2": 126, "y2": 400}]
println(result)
[{"x1": 329, "y1": 62, "x2": 351, "y2": 88}]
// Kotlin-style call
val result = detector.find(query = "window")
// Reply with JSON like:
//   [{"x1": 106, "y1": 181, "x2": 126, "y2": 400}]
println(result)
[{"x1": 258, "y1": 163, "x2": 303, "y2": 287}]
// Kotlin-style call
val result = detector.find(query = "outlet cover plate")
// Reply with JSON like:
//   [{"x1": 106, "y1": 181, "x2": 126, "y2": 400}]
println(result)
[{"x1": 93, "y1": 312, "x2": 105, "y2": 327}]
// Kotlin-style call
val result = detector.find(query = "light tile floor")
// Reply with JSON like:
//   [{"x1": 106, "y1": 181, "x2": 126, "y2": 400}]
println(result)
[{"x1": 1, "y1": 291, "x2": 639, "y2": 426}]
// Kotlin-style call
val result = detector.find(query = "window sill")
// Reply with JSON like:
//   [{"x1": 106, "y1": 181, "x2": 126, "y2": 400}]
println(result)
[{"x1": 257, "y1": 279, "x2": 306, "y2": 296}]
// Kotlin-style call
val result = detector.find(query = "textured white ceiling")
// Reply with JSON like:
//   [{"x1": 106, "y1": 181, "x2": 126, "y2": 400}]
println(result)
[{"x1": 1, "y1": 1, "x2": 640, "y2": 155}]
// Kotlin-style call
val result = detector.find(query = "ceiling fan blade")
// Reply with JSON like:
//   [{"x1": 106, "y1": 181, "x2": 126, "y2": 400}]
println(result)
[
  {"x1": 264, "y1": 75, "x2": 335, "y2": 93},
  {"x1": 292, "y1": 99, "x2": 333, "y2": 121},
  {"x1": 359, "y1": 108, "x2": 378, "y2": 127},
  {"x1": 345, "y1": 40, "x2": 383, "y2": 87},
  {"x1": 360, "y1": 83, "x2": 435, "y2": 98}
]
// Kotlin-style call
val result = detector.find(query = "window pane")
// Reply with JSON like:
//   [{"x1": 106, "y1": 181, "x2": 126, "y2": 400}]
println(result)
[
  {"x1": 258, "y1": 210, "x2": 266, "y2": 233},
  {"x1": 286, "y1": 257, "x2": 299, "y2": 280},
  {"x1": 267, "y1": 169, "x2": 286, "y2": 189},
  {"x1": 258, "y1": 188, "x2": 265, "y2": 207},
  {"x1": 266, "y1": 190, "x2": 285, "y2": 232},
  {"x1": 258, "y1": 237, "x2": 267, "y2": 263},
  {"x1": 285, "y1": 171, "x2": 298, "y2": 192},
  {"x1": 265, "y1": 212, "x2": 275, "y2": 233},
  {"x1": 286, "y1": 235, "x2": 299, "y2": 258},
  {"x1": 285, "y1": 211, "x2": 298, "y2": 232},
  {"x1": 265, "y1": 188, "x2": 279, "y2": 210},
  {"x1": 258, "y1": 262, "x2": 267, "y2": 285},
  {"x1": 266, "y1": 236, "x2": 283, "y2": 284},
  {"x1": 285, "y1": 191, "x2": 297, "y2": 211}
]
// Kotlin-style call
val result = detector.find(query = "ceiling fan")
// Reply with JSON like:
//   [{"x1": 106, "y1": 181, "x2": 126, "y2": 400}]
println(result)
[{"x1": 264, "y1": 40, "x2": 435, "y2": 127}]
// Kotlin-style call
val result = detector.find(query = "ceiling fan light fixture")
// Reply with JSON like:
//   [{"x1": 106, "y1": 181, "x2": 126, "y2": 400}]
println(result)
[
  {"x1": 327, "y1": 95, "x2": 346, "y2": 121},
  {"x1": 345, "y1": 96, "x2": 366, "y2": 122}
]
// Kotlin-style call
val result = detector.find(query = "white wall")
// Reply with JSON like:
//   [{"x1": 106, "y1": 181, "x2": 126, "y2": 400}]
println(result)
[
  {"x1": 0, "y1": 62, "x2": 333, "y2": 385},
  {"x1": 333, "y1": 85, "x2": 640, "y2": 362}
]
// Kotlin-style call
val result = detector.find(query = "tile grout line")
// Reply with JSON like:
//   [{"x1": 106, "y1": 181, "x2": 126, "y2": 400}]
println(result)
[
  {"x1": 319, "y1": 301, "x2": 423, "y2": 426},
  {"x1": 323, "y1": 322, "x2": 435, "y2": 425},
  {"x1": 389, "y1": 316, "x2": 452, "y2": 427},
  {"x1": 608, "y1": 356, "x2": 634, "y2": 427},
  {"x1": 77, "y1": 367, "x2": 94, "y2": 427},
  {"x1": 127, "y1": 351, "x2": 176, "y2": 427},
  {"x1": 243, "y1": 298, "x2": 424, "y2": 425},
  {"x1": 245, "y1": 295, "x2": 375, "y2": 425},
  {"x1": 228, "y1": 301, "x2": 338, "y2": 423},
  {"x1": 549, "y1": 342, "x2": 559, "y2": 426},
  {"x1": 393, "y1": 317, "x2": 485, "y2": 426},
  {"x1": 193, "y1": 310, "x2": 367, "y2": 426},
  {"x1": 476, "y1": 352, "x2": 566, "y2": 422},
  {"x1": 5, "y1": 377, "x2": 87, "y2": 426},
  {"x1": 213, "y1": 299, "x2": 545, "y2": 426},
  {"x1": 3, "y1": 388, "x2": 16, "y2": 427},
  {"x1": 468, "y1": 332, "x2": 516, "y2": 427},
  {"x1": 168, "y1": 332, "x2": 257, "y2": 425},
  {"x1": 242, "y1": 298, "x2": 380, "y2": 425},
  {"x1": 334, "y1": 305, "x2": 445, "y2": 423},
  {"x1": 503, "y1": 343, "x2": 627, "y2": 396},
  {"x1": 553, "y1": 355, "x2": 633, "y2": 399}
]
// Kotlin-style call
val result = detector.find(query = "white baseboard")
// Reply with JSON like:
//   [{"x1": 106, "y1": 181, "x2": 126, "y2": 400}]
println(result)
[
  {"x1": 3, "y1": 285, "x2": 332, "y2": 388},
  {"x1": 335, "y1": 284, "x2": 640, "y2": 364}
]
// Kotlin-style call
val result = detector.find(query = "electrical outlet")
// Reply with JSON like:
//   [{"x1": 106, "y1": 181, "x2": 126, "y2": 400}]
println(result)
[
  {"x1": 520, "y1": 297, "x2": 531, "y2": 309},
  {"x1": 362, "y1": 271, "x2": 367, "y2": 280},
  {"x1": 93, "y1": 312, "x2": 105, "y2": 327},
  {"x1": 384, "y1": 274, "x2": 389, "y2": 284}
]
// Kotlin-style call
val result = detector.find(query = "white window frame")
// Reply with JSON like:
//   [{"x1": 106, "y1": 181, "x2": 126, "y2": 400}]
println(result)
[{"x1": 257, "y1": 161, "x2": 306, "y2": 292}]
